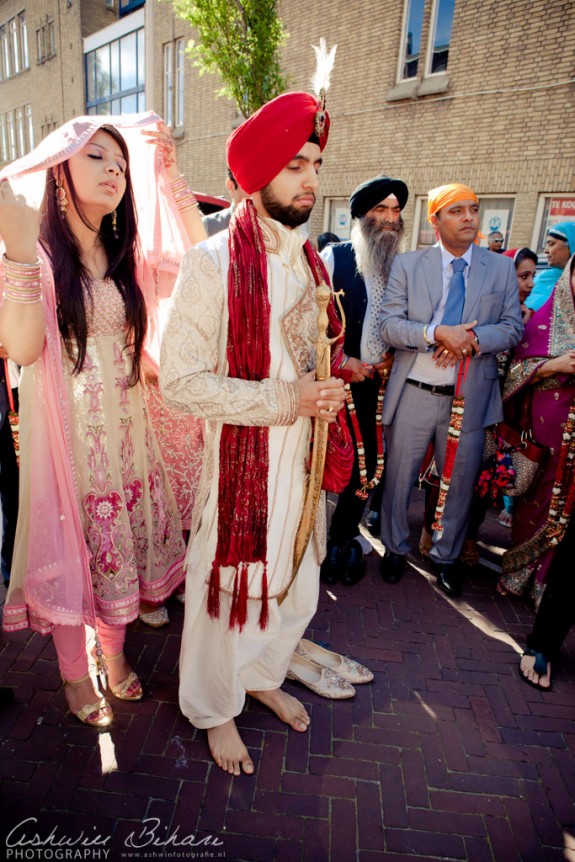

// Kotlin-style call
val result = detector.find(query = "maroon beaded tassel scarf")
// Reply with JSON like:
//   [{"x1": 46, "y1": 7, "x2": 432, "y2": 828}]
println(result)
[{"x1": 208, "y1": 201, "x2": 271, "y2": 632}]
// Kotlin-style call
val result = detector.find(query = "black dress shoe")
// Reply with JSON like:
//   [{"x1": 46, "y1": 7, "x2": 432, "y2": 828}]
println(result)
[
  {"x1": 433, "y1": 563, "x2": 463, "y2": 598},
  {"x1": 365, "y1": 510, "x2": 380, "y2": 537},
  {"x1": 321, "y1": 542, "x2": 343, "y2": 585},
  {"x1": 380, "y1": 551, "x2": 406, "y2": 584},
  {"x1": 341, "y1": 539, "x2": 366, "y2": 586}
]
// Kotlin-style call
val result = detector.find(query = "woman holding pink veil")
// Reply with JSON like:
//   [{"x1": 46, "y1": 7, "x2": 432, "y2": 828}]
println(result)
[{"x1": 0, "y1": 113, "x2": 205, "y2": 726}]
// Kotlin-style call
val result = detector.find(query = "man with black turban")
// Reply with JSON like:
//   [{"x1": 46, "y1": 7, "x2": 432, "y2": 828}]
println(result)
[
  {"x1": 161, "y1": 88, "x2": 347, "y2": 775},
  {"x1": 320, "y1": 174, "x2": 408, "y2": 585}
]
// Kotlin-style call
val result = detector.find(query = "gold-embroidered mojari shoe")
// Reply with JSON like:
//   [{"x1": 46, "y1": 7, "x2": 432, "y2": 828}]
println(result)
[
  {"x1": 286, "y1": 652, "x2": 355, "y2": 699},
  {"x1": 63, "y1": 675, "x2": 114, "y2": 727},
  {"x1": 295, "y1": 639, "x2": 374, "y2": 684},
  {"x1": 138, "y1": 605, "x2": 169, "y2": 628}
]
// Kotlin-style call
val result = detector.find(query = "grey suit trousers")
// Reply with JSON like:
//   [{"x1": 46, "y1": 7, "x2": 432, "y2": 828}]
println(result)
[{"x1": 381, "y1": 383, "x2": 485, "y2": 564}]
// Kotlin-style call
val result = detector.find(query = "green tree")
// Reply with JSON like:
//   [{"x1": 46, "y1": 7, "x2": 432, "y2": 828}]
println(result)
[{"x1": 170, "y1": 0, "x2": 290, "y2": 117}]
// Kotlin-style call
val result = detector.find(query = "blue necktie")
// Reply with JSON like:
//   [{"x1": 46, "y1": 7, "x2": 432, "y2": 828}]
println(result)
[{"x1": 441, "y1": 258, "x2": 467, "y2": 326}]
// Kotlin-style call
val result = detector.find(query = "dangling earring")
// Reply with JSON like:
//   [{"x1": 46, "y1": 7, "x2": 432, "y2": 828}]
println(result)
[
  {"x1": 111, "y1": 209, "x2": 118, "y2": 240},
  {"x1": 55, "y1": 178, "x2": 68, "y2": 217}
]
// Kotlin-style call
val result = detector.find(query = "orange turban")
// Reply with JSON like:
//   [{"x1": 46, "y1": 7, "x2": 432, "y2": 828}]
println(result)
[{"x1": 427, "y1": 183, "x2": 478, "y2": 223}]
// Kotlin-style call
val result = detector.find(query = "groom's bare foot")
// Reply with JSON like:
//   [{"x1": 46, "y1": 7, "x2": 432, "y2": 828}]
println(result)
[
  {"x1": 207, "y1": 720, "x2": 254, "y2": 776},
  {"x1": 248, "y1": 688, "x2": 310, "y2": 732}
]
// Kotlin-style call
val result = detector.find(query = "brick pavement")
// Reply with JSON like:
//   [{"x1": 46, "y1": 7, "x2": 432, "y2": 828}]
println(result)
[{"x1": 1, "y1": 491, "x2": 574, "y2": 862}]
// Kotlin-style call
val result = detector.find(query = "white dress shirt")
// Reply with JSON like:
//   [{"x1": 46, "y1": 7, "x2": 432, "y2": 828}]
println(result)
[{"x1": 408, "y1": 241, "x2": 474, "y2": 386}]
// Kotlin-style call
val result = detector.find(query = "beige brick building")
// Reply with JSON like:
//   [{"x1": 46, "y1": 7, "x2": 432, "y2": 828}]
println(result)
[
  {"x1": 1, "y1": 0, "x2": 574, "y2": 252},
  {"x1": 152, "y1": 0, "x2": 574, "y2": 252},
  {"x1": 0, "y1": 0, "x2": 119, "y2": 151}
]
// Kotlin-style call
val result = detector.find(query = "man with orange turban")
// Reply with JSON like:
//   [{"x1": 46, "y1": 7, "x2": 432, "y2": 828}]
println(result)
[
  {"x1": 160, "y1": 86, "x2": 349, "y2": 776},
  {"x1": 377, "y1": 183, "x2": 523, "y2": 597}
]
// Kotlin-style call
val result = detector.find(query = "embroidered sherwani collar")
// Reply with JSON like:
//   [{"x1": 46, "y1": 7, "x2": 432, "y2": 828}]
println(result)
[
  {"x1": 254, "y1": 215, "x2": 316, "y2": 376},
  {"x1": 257, "y1": 214, "x2": 308, "y2": 263}
]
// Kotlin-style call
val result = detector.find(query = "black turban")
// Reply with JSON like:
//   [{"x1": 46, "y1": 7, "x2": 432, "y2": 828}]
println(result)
[{"x1": 349, "y1": 175, "x2": 409, "y2": 219}]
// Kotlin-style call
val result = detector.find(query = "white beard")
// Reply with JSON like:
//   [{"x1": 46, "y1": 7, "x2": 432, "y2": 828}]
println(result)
[{"x1": 351, "y1": 215, "x2": 404, "y2": 283}]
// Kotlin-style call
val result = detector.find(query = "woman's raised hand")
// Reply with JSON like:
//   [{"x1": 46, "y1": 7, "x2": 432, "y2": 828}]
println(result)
[
  {"x1": 143, "y1": 122, "x2": 180, "y2": 181},
  {"x1": 0, "y1": 178, "x2": 40, "y2": 263}
]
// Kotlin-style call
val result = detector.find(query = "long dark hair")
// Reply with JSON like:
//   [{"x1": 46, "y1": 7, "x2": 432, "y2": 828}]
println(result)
[{"x1": 39, "y1": 124, "x2": 147, "y2": 386}]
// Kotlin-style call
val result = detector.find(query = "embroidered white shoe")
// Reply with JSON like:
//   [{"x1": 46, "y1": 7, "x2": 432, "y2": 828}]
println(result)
[
  {"x1": 295, "y1": 639, "x2": 374, "y2": 684},
  {"x1": 138, "y1": 606, "x2": 169, "y2": 628},
  {"x1": 286, "y1": 652, "x2": 355, "y2": 699}
]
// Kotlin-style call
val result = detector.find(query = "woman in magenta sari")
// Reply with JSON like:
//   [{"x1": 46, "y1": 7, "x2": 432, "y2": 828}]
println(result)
[{"x1": 499, "y1": 254, "x2": 575, "y2": 604}]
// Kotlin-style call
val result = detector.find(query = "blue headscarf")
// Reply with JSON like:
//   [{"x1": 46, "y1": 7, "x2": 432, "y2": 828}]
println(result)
[{"x1": 525, "y1": 221, "x2": 575, "y2": 310}]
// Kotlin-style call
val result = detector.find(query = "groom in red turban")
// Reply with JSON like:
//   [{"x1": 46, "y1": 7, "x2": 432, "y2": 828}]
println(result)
[{"x1": 161, "y1": 88, "x2": 347, "y2": 776}]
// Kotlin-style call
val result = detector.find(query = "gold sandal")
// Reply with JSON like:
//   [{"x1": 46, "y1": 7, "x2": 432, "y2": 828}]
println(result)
[
  {"x1": 106, "y1": 653, "x2": 143, "y2": 701},
  {"x1": 64, "y1": 674, "x2": 113, "y2": 727}
]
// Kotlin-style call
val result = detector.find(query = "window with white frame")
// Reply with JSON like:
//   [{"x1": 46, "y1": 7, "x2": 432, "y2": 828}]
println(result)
[
  {"x1": 399, "y1": 0, "x2": 455, "y2": 81},
  {"x1": 428, "y1": 0, "x2": 455, "y2": 75},
  {"x1": 163, "y1": 42, "x2": 173, "y2": 128},
  {"x1": 0, "y1": 104, "x2": 34, "y2": 163},
  {"x1": 25, "y1": 103, "x2": 33, "y2": 150},
  {"x1": 7, "y1": 111, "x2": 17, "y2": 161},
  {"x1": 10, "y1": 18, "x2": 20, "y2": 74},
  {"x1": 85, "y1": 26, "x2": 145, "y2": 115},
  {"x1": 36, "y1": 18, "x2": 56, "y2": 63},
  {"x1": 0, "y1": 25, "x2": 11, "y2": 79},
  {"x1": 400, "y1": 0, "x2": 425, "y2": 79},
  {"x1": 0, "y1": 10, "x2": 29, "y2": 80},
  {"x1": 164, "y1": 38, "x2": 185, "y2": 130},
  {"x1": 0, "y1": 115, "x2": 7, "y2": 163},
  {"x1": 15, "y1": 106, "x2": 25, "y2": 154},
  {"x1": 413, "y1": 195, "x2": 515, "y2": 250},
  {"x1": 175, "y1": 38, "x2": 185, "y2": 129},
  {"x1": 19, "y1": 13, "x2": 28, "y2": 68}
]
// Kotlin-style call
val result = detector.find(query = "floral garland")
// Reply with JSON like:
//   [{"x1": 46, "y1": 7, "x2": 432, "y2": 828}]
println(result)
[
  {"x1": 502, "y1": 396, "x2": 575, "y2": 575},
  {"x1": 547, "y1": 401, "x2": 575, "y2": 544},
  {"x1": 344, "y1": 373, "x2": 387, "y2": 501},
  {"x1": 432, "y1": 357, "x2": 470, "y2": 533}
]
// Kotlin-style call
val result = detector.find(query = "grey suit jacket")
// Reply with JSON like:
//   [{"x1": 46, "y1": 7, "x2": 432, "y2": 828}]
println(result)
[
  {"x1": 380, "y1": 244, "x2": 523, "y2": 431},
  {"x1": 202, "y1": 205, "x2": 233, "y2": 237}
]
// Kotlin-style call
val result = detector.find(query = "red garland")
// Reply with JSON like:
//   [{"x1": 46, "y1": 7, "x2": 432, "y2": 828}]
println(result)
[
  {"x1": 432, "y1": 358, "x2": 469, "y2": 533},
  {"x1": 344, "y1": 377, "x2": 387, "y2": 500}
]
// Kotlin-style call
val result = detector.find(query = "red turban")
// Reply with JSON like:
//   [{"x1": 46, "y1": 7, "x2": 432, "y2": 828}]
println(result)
[{"x1": 226, "y1": 92, "x2": 330, "y2": 194}]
